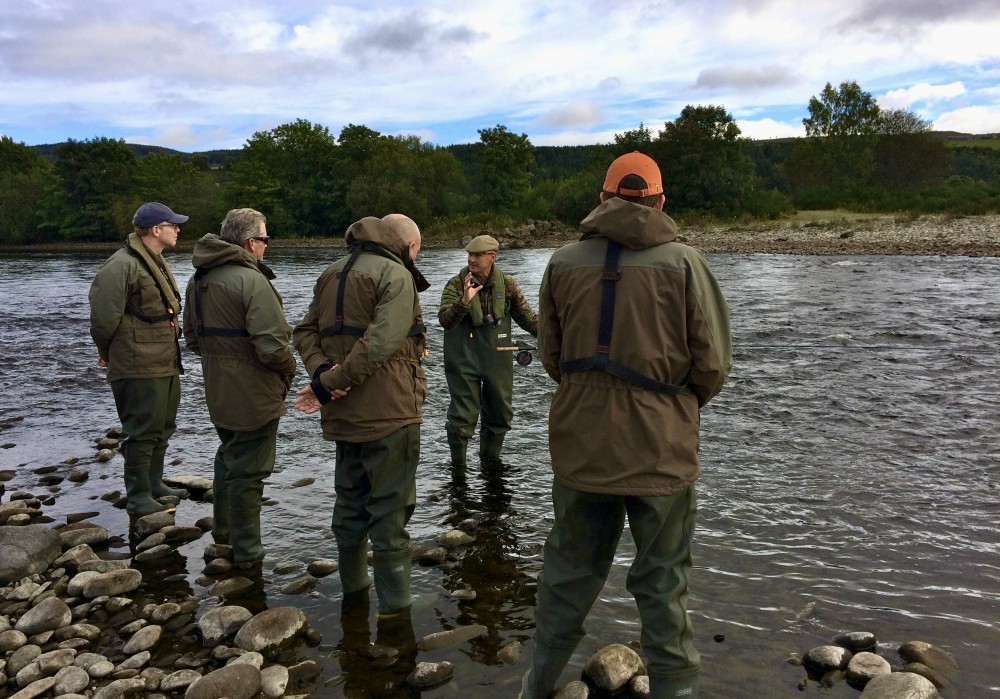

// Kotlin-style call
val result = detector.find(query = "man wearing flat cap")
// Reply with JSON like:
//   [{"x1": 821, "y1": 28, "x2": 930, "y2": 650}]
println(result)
[
  {"x1": 89, "y1": 201, "x2": 190, "y2": 516},
  {"x1": 438, "y1": 234, "x2": 538, "y2": 468},
  {"x1": 521, "y1": 152, "x2": 732, "y2": 699}
]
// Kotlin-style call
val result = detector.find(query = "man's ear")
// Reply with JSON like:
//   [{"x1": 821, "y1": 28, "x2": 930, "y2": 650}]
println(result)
[{"x1": 655, "y1": 193, "x2": 666, "y2": 210}]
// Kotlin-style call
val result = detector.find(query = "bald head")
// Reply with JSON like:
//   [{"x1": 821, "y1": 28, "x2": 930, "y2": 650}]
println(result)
[{"x1": 382, "y1": 213, "x2": 421, "y2": 261}]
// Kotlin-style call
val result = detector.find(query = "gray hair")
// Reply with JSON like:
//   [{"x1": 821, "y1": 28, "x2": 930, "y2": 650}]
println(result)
[
  {"x1": 382, "y1": 213, "x2": 420, "y2": 245},
  {"x1": 220, "y1": 208, "x2": 266, "y2": 245}
]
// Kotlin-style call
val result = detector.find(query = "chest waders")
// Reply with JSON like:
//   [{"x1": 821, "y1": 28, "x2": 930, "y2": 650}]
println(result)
[{"x1": 443, "y1": 267, "x2": 514, "y2": 467}]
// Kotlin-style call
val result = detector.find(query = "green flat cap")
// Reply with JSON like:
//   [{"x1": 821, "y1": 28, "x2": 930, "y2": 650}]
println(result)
[{"x1": 465, "y1": 234, "x2": 499, "y2": 253}]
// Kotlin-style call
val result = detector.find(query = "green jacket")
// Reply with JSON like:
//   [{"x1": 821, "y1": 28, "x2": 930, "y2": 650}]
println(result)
[
  {"x1": 539, "y1": 198, "x2": 732, "y2": 496},
  {"x1": 293, "y1": 218, "x2": 428, "y2": 443},
  {"x1": 89, "y1": 233, "x2": 183, "y2": 383},
  {"x1": 182, "y1": 234, "x2": 296, "y2": 432}
]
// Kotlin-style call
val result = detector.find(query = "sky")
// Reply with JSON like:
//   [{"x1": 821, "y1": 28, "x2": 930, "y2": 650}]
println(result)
[{"x1": 2, "y1": 0, "x2": 999, "y2": 152}]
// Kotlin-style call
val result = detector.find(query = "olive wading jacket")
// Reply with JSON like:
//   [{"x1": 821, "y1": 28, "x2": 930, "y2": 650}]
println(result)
[
  {"x1": 538, "y1": 198, "x2": 733, "y2": 495},
  {"x1": 293, "y1": 218, "x2": 428, "y2": 443},
  {"x1": 89, "y1": 232, "x2": 183, "y2": 383},
  {"x1": 183, "y1": 234, "x2": 296, "y2": 432}
]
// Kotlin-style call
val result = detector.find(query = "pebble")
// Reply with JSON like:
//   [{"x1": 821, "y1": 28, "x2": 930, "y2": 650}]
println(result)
[
  {"x1": 416, "y1": 624, "x2": 488, "y2": 651},
  {"x1": 234, "y1": 607, "x2": 307, "y2": 653},
  {"x1": 185, "y1": 664, "x2": 262, "y2": 699},
  {"x1": 846, "y1": 651, "x2": 891, "y2": 688},
  {"x1": 306, "y1": 559, "x2": 338, "y2": 577},
  {"x1": 406, "y1": 660, "x2": 454, "y2": 689},
  {"x1": 438, "y1": 529, "x2": 475, "y2": 547},
  {"x1": 583, "y1": 643, "x2": 644, "y2": 694},
  {"x1": 859, "y1": 671, "x2": 940, "y2": 698}
]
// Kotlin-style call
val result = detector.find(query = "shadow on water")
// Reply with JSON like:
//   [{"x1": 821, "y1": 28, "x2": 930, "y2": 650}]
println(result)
[{"x1": 2, "y1": 249, "x2": 999, "y2": 696}]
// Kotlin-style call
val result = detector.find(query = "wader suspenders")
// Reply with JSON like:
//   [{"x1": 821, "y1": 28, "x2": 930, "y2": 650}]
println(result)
[
  {"x1": 191, "y1": 268, "x2": 250, "y2": 338},
  {"x1": 319, "y1": 247, "x2": 425, "y2": 339},
  {"x1": 123, "y1": 244, "x2": 177, "y2": 325},
  {"x1": 558, "y1": 239, "x2": 686, "y2": 395}
]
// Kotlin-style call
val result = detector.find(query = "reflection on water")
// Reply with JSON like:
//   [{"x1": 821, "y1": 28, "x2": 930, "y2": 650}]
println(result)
[{"x1": 1, "y1": 248, "x2": 998, "y2": 697}]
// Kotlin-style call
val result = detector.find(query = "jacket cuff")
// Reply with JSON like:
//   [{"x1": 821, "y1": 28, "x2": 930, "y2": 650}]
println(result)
[{"x1": 310, "y1": 363, "x2": 333, "y2": 405}]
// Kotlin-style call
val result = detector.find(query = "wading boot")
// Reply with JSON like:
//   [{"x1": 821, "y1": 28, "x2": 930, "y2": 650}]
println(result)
[
  {"x1": 373, "y1": 549, "x2": 412, "y2": 616},
  {"x1": 338, "y1": 544, "x2": 373, "y2": 595},
  {"x1": 518, "y1": 643, "x2": 577, "y2": 699},
  {"x1": 123, "y1": 466, "x2": 170, "y2": 516},
  {"x1": 149, "y1": 455, "x2": 189, "y2": 500},
  {"x1": 447, "y1": 433, "x2": 468, "y2": 468},
  {"x1": 479, "y1": 432, "x2": 505, "y2": 467},
  {"x1": 650, "y1": 670, "x2": 699, "y2": 699}
]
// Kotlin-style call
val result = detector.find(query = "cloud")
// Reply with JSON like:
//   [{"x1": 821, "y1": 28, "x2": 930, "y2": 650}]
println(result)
[
  {"x1": 933, "y1": 106, "x2": 1000, "y2": 134},
  {"x1": 342, "y1": 11, "x2": 483, "y2": 62},
  {"x1": 694, "y1": 65, "x2": 799, "y2": 92},
  {"x1": 880, "y1": 82, "x2": 966, "y2": 109},
  {"x1": 538, "y1": 103, "x2": 604, "y2": 128},
  {"x1": 736, "y1": 118, "x2": 805, "y2": 140},
  {"x1": 836, "y1": 0, "x2": 1000, "y2": 32}
]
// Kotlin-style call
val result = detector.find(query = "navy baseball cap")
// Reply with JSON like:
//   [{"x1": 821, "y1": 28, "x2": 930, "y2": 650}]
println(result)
[{"x1": 133, "y1": 202, "x2": 189, "y2": 228}]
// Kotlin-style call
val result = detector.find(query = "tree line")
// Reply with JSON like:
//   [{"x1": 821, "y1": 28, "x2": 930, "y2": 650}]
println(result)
[{"x1": 2, "y1": 81, "x2": 998, "y2": 245}]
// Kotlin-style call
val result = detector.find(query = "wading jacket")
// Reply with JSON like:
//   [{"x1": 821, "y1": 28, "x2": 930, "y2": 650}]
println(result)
[
  {"x1": 183, "y1": 234, "x2": 296, "y2": 432},
  {"x1": 89, "y1": 233, "x2": 183, "y2": 383},
  {"x1": 293, "y1": 218, "x2": 428, "y2": 443},
  {"x1": 538, "y1": 198, "x2": 732, "y2": 495}
]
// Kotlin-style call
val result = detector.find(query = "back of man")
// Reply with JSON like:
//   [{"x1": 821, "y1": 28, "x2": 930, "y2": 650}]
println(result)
[
  {"x1": 293, "y1": 214, "x2": 428, "y2": 615},
  {"x1": 524, "y1": 152, "x2": 732, "y2": 699},
  {"x1": 183, "y1": 207, "x2": 295, "y2": 566}
]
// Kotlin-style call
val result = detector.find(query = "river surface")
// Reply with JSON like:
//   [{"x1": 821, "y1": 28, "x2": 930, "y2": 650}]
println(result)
[{"x1": 1, "y1": 247, "x2": 998, "y2": 697}]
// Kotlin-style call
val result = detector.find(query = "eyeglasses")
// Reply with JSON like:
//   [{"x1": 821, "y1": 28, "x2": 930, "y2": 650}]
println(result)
[{"x1": 250, "y1": 236, "x2": 270, "y2": 246}]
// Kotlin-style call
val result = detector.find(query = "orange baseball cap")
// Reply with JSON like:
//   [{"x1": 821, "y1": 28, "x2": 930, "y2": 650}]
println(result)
[{"x1": 602, "y1": 151, "x2": 663, "y2": 197}]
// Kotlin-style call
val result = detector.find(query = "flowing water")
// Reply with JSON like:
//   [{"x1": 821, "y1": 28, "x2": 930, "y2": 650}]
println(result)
[{"x1": 1, "y1": 247, "x2": 998, "y2": 697}]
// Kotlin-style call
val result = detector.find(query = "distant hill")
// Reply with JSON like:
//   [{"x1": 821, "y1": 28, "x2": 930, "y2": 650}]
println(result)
[{"x1": 29, "y1": 142, "x2": 241, "y2": 167}]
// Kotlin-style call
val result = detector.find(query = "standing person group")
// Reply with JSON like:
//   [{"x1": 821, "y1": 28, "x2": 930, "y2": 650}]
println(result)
[
  {"x1": 88, "y1": 149, "x2": 732, "y2": 694},
  {"x1": 438, "y1": 234, "x2": 538, "y2": 468}
]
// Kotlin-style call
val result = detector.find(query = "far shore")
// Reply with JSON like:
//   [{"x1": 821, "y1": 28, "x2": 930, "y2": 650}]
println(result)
[{"x1": 3, "y1": 211, "x2": 999, "y2": 257}]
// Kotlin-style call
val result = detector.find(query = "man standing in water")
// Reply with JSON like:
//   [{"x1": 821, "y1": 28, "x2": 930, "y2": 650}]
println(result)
[
  {"x1": 89, "y1": 202, "x2": 190, "y2": 516},
  {"x1": 523, "y1": 152, "x2": 732, "y2": 699},
  {"x1": 438, "y1": 235, "x2": 537, "y2": 468},
  {"x1": 293, "y1": 214, "x2": 428, "y2": 616},
  {"x1": 183, "y1": 208, "x2": 296, "y2": 569}
]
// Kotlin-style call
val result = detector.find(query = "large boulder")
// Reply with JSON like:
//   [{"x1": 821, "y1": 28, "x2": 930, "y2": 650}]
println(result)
[
  {"x1": 0, "y1": 524, "x2": 62, "y2": 584},
  {"x1": 234, "y1": 607, "x2": 307, "y2": 653}
]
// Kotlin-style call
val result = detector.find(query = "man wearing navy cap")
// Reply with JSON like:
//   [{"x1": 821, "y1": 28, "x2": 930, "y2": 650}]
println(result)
[{"x1": 89, "y1": 202, "x2": 190, "y2": 516}]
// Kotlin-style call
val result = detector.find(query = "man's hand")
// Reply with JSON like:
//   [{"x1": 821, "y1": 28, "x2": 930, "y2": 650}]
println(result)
[
  {"x1": 294, "y1": 382, "x2": 350, "y2": 414},
  {"x1": 461, "y1": 272, "x2": 483, "y2": 304},
  {"x1": 96, "y1": 357, "x2": 107, "y2": 368}
]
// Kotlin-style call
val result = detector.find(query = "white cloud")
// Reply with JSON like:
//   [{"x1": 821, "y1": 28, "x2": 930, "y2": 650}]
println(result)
[
  {"x1": 538, "y1": 103, "x2": 604, "y2": 129},
  {"x1": 880, "y1": 82, "x2": 966, "y2": 110},
  {"x1": 933, "y1": 106, "x2": 1000, "y2": 135},
  {"x1": 736, "y1": 118, "x2": 805, "y2": 141}
]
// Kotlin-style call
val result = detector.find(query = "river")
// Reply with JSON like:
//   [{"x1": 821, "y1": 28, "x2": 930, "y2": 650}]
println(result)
[{"x1": 1, "y1": 247, "x2": 998, "y2": 697}]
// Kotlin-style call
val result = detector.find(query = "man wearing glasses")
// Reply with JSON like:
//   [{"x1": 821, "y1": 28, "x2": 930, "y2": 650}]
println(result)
[
  {"x1": 89, "y1": 202, "x2": 190, "y2": 516},
  {"x1": 183, "y1": 208, "x2": 297, "y2": 570}
]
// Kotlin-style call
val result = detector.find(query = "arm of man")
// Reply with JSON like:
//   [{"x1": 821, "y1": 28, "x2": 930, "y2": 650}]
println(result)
[
  {"x1": 507, "y1": 276, "x2": 539, "y2": 337},
  {"x1": 181, "y1": 277, "x2": 201, "y2": 356},
  {"x1": 245, "y1": 276, "x2": 296, "y2": 380},
  {"x1": 88, "y1": 258, "x2": 129, "y2": 364},
  {"x1": 438, "y1": 274, "x2": 471, "y2": 330},
  {"x1": 537, "y1": 264, "x2": 562, "y2": 383},
  {"x1": 684, "y1": 251, "x2": 733, "y2": 408}
]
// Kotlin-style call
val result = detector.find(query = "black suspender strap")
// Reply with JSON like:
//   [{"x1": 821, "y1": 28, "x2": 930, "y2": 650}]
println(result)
[{"x1": 192, "y1": 267, "x2": 251, "y2": 338}]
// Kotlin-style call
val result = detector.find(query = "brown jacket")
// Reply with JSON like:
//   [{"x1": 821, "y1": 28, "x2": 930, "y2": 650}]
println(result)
[
  {"x1": 538, "y1": 198, "x2": 732, "y2": 495},
  {"x1": 293, "y1": 218, "x2": 427, "y2": 442}
]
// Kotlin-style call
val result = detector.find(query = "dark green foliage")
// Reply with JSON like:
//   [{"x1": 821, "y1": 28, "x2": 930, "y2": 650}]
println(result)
[
  {"x1": 0, "y1": 137, "x2": 51, "y2": 243},
  {"x1": 476, "y1": 125, "x2": 535, "y2": 211}
]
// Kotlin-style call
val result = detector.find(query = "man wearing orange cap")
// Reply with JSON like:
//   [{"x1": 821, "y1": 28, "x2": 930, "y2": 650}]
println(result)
[{"x1": 522, "y1": 153, "x2": 732, "y2": 699}]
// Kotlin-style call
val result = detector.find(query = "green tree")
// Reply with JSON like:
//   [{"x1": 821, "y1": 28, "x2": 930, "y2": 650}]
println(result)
[
  {"x1": 135, "y1": 153, "x2": 223, "y2": 238},
  {"x1": 0, "y1": 136, "x2": 51, "y2": 243},
  {"x1": 476, "y1": 125, "x2": 535, "y2": 211},
  {"x1": 652, "y1": 105, "x2": 758, "y2": 215},
  {"x1": 874, "y1": 109, "x2": 951, "y2": 191},
  {"x1": 612, "y1": 124, "x2": 653, "y2": 157},
  {"x1": 226, "y1": 119, "x2": 346, "y2": 238}
]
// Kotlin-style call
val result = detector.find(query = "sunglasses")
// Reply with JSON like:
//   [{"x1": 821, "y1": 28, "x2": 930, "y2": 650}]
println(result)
[{"x1": 250, "y1": 236, "x2": 270, "y2": 246}]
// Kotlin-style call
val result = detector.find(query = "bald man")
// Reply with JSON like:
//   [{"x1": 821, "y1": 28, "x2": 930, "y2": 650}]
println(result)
[{"x1": 293, "y1": 213, "x2": 429, "y2": 616}]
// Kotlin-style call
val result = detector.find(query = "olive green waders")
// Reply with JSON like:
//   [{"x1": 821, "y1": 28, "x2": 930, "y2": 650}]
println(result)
[
  {"x1": 111, "y1": 376, "x2": 180, "y2": 516},
  {"x1": 333, "y1": 423, "x2": 419, "y2": 613},
  {"x1": 523, "y1": 483, "x2": 700, "y2": 699},
  {"x1": 443, "y1": 313, "x2": 514, "y2": 466},
  {"x1": 211, "y1": 417, "x2": 280, "y2": 563}
]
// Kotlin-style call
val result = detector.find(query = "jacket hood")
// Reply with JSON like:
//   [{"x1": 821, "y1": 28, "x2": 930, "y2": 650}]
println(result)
[
  {"x1": 191, "y1": 234, "x2": 273, "y2": 278},
  {"x1": 579, "y1": 198, "x2": 678, "y2": 250},
  {"x1": 345, "y1": 217, "x2": 429, "y2": 292}
]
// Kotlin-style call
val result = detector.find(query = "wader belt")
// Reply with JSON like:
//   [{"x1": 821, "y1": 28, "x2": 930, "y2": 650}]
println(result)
[
  {"x1": 319, "y1": 245, "x2": 425, "y2": 339},
  {"x1": 559, "y1": 239, "x2": 687, "y2": 396},
  {"x1": 190, "y1": 267, "x2": 251, "y2": 338},
  {"x1": 124, "y1": 305, "x2": 174, "y2": 324}
]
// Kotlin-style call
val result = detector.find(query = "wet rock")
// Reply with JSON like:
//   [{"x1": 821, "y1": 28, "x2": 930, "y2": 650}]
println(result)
[
  {"x1": 8, "y1": 581, "x2": 42, "y2": 601},
  {"x1": 209, "y1": 577, "x2": 255, "y2": 598},
  {"x1": 227, "y1": 651, "x2": 264, "y2": 669},
  {"x1": 6, "y1": 513, "x2": 33, "y2": 526},
  {"x1": 416, "y1": 624, "x2": 488, "y2": 651},
  {"x1": 53, "y1": 623, "x2": 102, "y2": 643},
  {"x1": 134, "y1": 511, "x2": 176, "y2": 539},
  {"x1": 135, "y1": 544, "x2": 173, "y2": 562},
  {"x1": 7, "y1": 644, "x2": 42, "y2": 676},
  {"x1": 67, "y1": 470, "x2": 91, "y2": 483},
  {"x1": 53, "y1": 543, "x2": 100, "y2": 571},
  {"x1": 0, "y1": 524, "x2": 62, "y2": 583},
  {"x1": 629, "y1": 675, "x2": 650, "y2": 698},
  {"x1": 234, "y1": 607, "x2": 307, "y2": 653},
  {"x1": 118, "y1": 619, "x2": 148, "y2": 635},
  {"x1": 306, "y1": 559, "x2": 338, "y2": 577},
  {"x1": 82, "y1": 569, "x2": 143, "y2": 599},
  {"x1": 903, "y1": 662, "x2": 950, "y2": 690},
  {"x1": 136, "y1": 532, "x2": 167, "y2": 551},
  {"x1": 198, "y1": 606, "x2": 252, "y2": 646},
  {"x1": 123, "y1": 624, "x2": 163, "y2": 654},
  {"x1": 80, "y1": 559, "x2": 130, "y2": 573},
  {"x1": 211, "y1": 646, "x2": 245, "y2": 662},
  {"x1": 449, "y1": 588, "x2": 476, "y2": 600},
  {"x1": 160, "y1": 668, "x2": 203, "y2": 692},
  {"x1": 0, "y1": 628, "x2": 28, "y2": 651},
  {"x1": 53, "y1": 664, "x2": 91, "y2": 694},
  {"x1": 498, "y1": 640, "x2": 521, "y2": 664},
  {"x1": 92, "y1": 677, "x2": 146, "y2": 699},
  {"x1": 859, "y1": 671, "x2": 940, "y2": 698},
  {"x1": 36, "y1": 648, "x2": 77, "y2": 674},
  {"x1": 288, "y1": 477, "x2": 315, "y2": 488},
  {"x1": 161, "y1": 525, "x2": 205, "y2": 545},
  {"x1": 272, "y1": 561, "x2": 301, "y2": 575},
  {"x1": 438, "y1": 529, "x2": 475, "y2": 547},
  {"x1": 898, "y1": 641, "x2": 958, "y2": 678},
  {"x1": 184, "y1": 664, "x2": 262, "y2": 699},
  {"x1": 87, "y1": 660, "x2": 116, "y2": 679},
  {"x1": 415, "y1": 547, "x2": 449, "y2": 565},
  {"x1": 280, "y1": 576, "x2": 318, "y2": 595},
  {"x1": 846, "y1": 651, "x2": 891, "y2": 689},
  {"x1": 583, "y1": 644, "x2": 645, "y2": 694},
  {"x1": 203, "y1": 543, "x2": 233, "y2": 560},
  {"x1": 203, "y1": 558, "x2": 232, "y2": 575},
  {"x1": 406, "y1": 660, "x2": 454, "y2": 689},
  {"x1": 15, "y1": 597, "x2": 72, "y2": 635},
  {"x1": 834, "y1": 631, "x2": 878, "y2": 653},
  {"x1": 163, "y1": 475, "x2": 213, "y2": 493},
  {"x1": 555, "y1": 680, "x2": 590, "y2": 698},
  {"x1": 116, "y1": 650, "x2": 151, "y2": 672},
  {"x1": 9, "y1": 677, "x2": 56, "y2": 699},
  {"x1": 260, "y1": 664, "x2": 289, "y2": 698},
  {"x1": 16, "y1": 659, "x2": 46, "y2": 688},
  {"x1": 151, "y1": 602, "x2": 183, "y2": 623},
  {"x1": 58, "y1": 524, "x2": 110, "y2": 550},
  {"x1": 95, "y1": 449, "x2": 115, "y2": 462},
  {"x1": 67, "y1": 570, "x2": 101, "y2": 596},
  {"x1": 803, "y1": 644, "x2": 853, "y2": 673}
]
